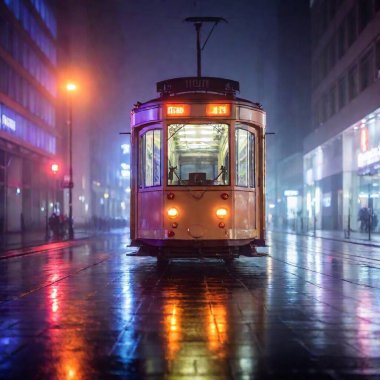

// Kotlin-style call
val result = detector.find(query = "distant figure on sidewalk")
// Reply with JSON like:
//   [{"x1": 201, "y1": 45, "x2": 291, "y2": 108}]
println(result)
[
  {"x1": 358, "y1": 207, "x2": 369, "y2": 232},
  {"x1": 48, "y1": 213, "x2": 60, "y2": 239}
]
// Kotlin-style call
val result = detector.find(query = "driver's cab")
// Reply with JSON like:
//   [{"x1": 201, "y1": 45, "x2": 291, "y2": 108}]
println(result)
[{"x1": 167, "y1": 123, "x2": 230, "y2": 186}]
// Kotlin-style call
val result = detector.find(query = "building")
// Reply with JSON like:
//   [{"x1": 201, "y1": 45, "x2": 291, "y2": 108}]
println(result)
[
  {"x1": 267, "y1": 0, "x2": 311, "y2": 229},
  {"x1": 304, "y1": 0, "x2": 380, "y2": 232},
  {"x1": 58, "y1": 0, "x2": 131, "y2": 225},
  {"x1": 0, "y1": 0, "x2": 61, "y2": 239}
]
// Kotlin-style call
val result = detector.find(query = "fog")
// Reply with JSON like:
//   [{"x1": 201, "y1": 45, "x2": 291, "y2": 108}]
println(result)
[{"x1": 59, "y1": 0, "x2": 310, "y2": 220}]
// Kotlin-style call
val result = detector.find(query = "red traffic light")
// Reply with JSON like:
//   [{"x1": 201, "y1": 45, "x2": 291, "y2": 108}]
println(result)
[{"x1": 51, "y1": 163, "x2": 59, "y2": 173}]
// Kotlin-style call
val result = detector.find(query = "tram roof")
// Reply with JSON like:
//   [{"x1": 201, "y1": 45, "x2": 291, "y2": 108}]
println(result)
[
  {"x1": 156, "y1": 77, "x2": 240, "y2": 96},
  {"x1": 133, "y1": 77, "x2": 263, "y2": 111}
]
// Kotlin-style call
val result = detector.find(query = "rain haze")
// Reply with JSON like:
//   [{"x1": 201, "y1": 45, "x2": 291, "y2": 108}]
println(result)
[
  {"x1": 2, "y1": 1, "x2": 380, "y2": 378},
  {"x1": 60, "y1": 0, "x2": 303, "y2": 224}
]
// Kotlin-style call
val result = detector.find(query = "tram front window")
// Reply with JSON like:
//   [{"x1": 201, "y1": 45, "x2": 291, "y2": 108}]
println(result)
[{"x1": 167, "y1": 123, "x2": 229, "y2": 186}]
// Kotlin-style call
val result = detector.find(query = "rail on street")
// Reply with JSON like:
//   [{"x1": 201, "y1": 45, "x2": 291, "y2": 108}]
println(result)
[{"x1": 1, "y1": 230, "x2": 380, "y2": 379}]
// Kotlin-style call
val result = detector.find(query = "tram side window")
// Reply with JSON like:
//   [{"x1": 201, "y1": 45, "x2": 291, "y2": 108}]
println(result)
[
  {"x1": 235, "y1": 128, "x2": 255, "y2": 187},
  {"x1": 140, "y1": 130, "x2": 161, "y2": 187},
  {"x1": 249, "y1": 132, "x2": 255, "y2": 188}
]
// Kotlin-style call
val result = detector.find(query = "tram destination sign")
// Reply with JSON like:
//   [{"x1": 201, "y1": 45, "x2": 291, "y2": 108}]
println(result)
[{"x1": 157, "y1": 77, "x2": 240, "y2": 96}]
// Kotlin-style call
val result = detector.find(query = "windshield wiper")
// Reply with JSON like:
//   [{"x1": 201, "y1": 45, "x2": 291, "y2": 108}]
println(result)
[
  {"x1": 168, "y1": 165, "x2": 183, "y2": 184},
  {"x1": 213, "y1": 165, "x2": 227, "y2": 184}
]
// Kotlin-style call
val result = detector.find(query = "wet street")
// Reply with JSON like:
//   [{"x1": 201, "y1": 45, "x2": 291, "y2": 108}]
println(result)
[{"x1": 1, "y1": 232, "x2": 380, "y2": 379}]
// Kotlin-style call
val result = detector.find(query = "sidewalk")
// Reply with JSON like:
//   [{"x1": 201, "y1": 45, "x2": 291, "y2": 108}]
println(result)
[
  {"x1": 0, "y1": 227, "x2": 131, "y2": 258},
  {"x1": 0, "y1": 228, "x2": 94, "y2": 257},
  {"x1": 276, "y1": 228, "x2": 380, "y2": 248}
]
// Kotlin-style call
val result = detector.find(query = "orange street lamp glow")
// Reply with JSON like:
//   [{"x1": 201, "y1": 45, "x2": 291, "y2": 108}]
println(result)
[{"x1": 66, "y1": 83, "x2": 77, "y2": 92}]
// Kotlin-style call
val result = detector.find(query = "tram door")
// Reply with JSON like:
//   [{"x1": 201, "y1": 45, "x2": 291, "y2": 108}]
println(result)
[
  {"x1": 233, "y1": 125, "x2": 257, "y2": 238},
  {"x1": 137, "y1": 127, "x2": 163, "y2": 239}
]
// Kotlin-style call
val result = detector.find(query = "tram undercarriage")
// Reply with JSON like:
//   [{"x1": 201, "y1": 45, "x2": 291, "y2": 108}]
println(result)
[{"x1": 131, "y1": 239, "x2": 266, "y2": 260}]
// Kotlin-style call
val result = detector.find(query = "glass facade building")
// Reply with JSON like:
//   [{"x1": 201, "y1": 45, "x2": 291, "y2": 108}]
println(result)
[
  {"x1": 305, "y1": 0, "x2": 380, "y2": 235},
  {"x1": 0, "y1": 0, "x2": 59, "y2": 236}
]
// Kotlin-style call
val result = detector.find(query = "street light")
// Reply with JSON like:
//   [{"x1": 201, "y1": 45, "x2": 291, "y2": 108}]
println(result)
[
  {"x1": 66, "y1": 82, "x2": 77, "y2": 239},
  {"x1": 51, "y1": 163, "x2": 60, "y2": 213}
]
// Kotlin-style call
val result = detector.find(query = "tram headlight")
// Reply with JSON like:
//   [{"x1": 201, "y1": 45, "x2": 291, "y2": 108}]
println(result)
[
  {"x1": 216, "y1": 208, "x2": 228, "y2": 219},
  {"x1": 167, "y1": 207, "x2": 178, "y2": 219}
]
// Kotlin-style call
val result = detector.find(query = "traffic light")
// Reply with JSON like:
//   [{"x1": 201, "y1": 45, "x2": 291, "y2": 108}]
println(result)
[{"x1": 51, "y1": 163, "x2": 59, "y2": 174}]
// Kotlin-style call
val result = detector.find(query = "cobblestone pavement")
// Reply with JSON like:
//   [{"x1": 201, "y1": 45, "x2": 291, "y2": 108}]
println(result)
[{"x1": 1, "y1": 232, "x2": 380, "y2": 379}]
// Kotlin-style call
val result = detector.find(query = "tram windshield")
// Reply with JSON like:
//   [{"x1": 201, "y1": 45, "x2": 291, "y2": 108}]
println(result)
[{"x1": 167, "y1": 123, "x2": 229, "y2": 186}]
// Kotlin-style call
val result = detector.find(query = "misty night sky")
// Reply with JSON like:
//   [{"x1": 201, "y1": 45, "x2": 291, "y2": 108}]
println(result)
[
  {"x1": 63, "y1": 0, "x2": 311, "y2": 178},
  {"x1": 68, "y1": 0, "x2": 279, "y2": 133}
]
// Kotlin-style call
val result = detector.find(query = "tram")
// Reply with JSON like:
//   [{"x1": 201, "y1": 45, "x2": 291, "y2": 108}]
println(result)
[{"x1": 129, "y1": 76, "x2": 266, "y2": 262}]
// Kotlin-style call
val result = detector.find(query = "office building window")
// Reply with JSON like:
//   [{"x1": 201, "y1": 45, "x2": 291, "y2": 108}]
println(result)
[
  {"x1": 358, "y1": 0, "x2": 372, "y2": 33},
  {"x1": 376, "y1": 39, "x2": 380, "y2": 71},
  {"x1": 0, "y1": 105, "x2": 56, "y2": 154},
  {"x1": 312, "y1": 101, "x2": 319, "y2": 128},
  {"x1": 30, "y1": 0, "x2": 57, "y2": 38},
  {"x1": 328, "y1": 0, "x2": 337, "y2": 20},
  {"x1": 322, "y1": 93, "x2": 328, "y2": 122},
  {"x1": 321, "y1": 47, "x2": 328, "y2": 79},
  {"x1": 347, "y1": 7, "x2": 357, "y2": 47},
  {"x1": 338, "y1": 75, "x2": 347, "y2": 109},
  {"x1": 360, "y1": 50, "x2": 374, "y2": 91},
  {"x1": 0, "y1": 58, "x2": 55, "y2": 127},
  {"x1": 338, "y1": 22, "x2": 346, "y2": 58},
  {"x1": 3, "y1": 0, "x2": 57, "y2": 65},
  {"x1": 348, "y1": 66, "x2": 358, "y2": 100},
  {"x1": 328, "y1": 37, "x2": 336, "y2": 71},
  {"x1": 328, "y1": 85, "x2": 336, "y2": 118},
  {"x1": 0, "y1": 15, "x2": 56, "y2": 96}
]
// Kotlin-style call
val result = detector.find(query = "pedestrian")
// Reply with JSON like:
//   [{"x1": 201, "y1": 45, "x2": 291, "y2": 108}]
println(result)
[
  {"x1": 49, "y1": 213, "x2": 59, "y2": 239},
  {"x1": 358, "y1": 207, "x2": 369, "y2": 232}
]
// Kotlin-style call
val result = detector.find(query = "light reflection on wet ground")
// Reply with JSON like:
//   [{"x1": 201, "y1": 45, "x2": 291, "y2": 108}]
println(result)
[{"x1": 1, "y1": 232, "x2": 380, "y2": 379}]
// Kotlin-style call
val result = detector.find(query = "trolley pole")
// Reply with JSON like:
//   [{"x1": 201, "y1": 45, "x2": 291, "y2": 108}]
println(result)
[
  {"x1": 195, "y1": 22, "x2": 202, "y2": 77},
  {"x1": 185, "y1": 17, "x2": 227, "y2": 78}
]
